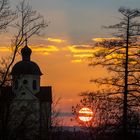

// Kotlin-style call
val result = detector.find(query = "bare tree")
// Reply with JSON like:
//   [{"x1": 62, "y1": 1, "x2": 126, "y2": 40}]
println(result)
[
  {"x1": 0, "y1": 0, "x2": 15, "y2": 32},
  {"x1": 72, "y1": 91, "x2": 124, "y2": 140},
  {"x1": 0, "y1": 0, "x2": 16, "y2": 87},
  {"x1": 89, "y1": 7, "x2": 140, "y2": 139},
  {"x1": 0, "y1": 57, "x2": 11, "y2": 86},
  {"x1": 0, "y1": 0, "x2": 48, "y2": 87},
  {"x1": 0, "y1": 0, "x2": 48, "y2": 139},
  {"x1": 51, "y1": 97, "x2": 62, "y2": 127}
]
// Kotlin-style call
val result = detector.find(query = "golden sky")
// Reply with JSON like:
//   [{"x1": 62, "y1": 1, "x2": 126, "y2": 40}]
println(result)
[
  {"x1": 0, "y1": 35, "x2": 108, "y2": 127},
  {"x1": 2, "y1": 0, "x2": 140, "y2": 126}
]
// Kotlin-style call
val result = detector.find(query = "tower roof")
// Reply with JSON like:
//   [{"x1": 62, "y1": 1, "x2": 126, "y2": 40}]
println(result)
[
  {"x1": 11, "y1": 61, "x2": 42, "y2": 75},
  {"x1": 11, "y1": 41, "x2": 42, "y2": 76},
  {"x1": 21, "y1": 44, "x2": 32, "y2": 61}
]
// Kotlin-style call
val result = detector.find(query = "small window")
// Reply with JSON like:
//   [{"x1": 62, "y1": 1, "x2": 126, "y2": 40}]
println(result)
[
  {"x1": 14, "y1": 80, "x2": 18, "y2": 89},
  {"x1": 23, "y1": 80, "x2": 28, "y2": 84},
  {"x1": 33, "y1": 80, "x2": 37, "y2": 90}
]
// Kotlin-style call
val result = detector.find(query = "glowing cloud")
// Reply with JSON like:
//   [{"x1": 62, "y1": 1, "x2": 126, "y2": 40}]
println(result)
[
  {"x1": 68, "y1": 45, "x2": 94, "y2": 53},
  {"x1": 32, "y1": 45, "x2": 59, "y2": 52},
  {"x1": 0, "y1": 46, "x2": 11, "y2": 52},
  {"x1": 66, "y1": 45, "x2": 98, "y2": 63},
  {"x1": 31, "y1": 45, "x2": 59, "y2": 55},
  {"x1": 73, "y1": 54, "x2": 93, "y2": 58},
  {"x1": 71, "y1": 59, "x2": 82, "y2": 63},
  {"x1": 92, "y1": 37, "x2": 121, "y2": 42},
  {"x1": 0, "y1": 45, "x2": 59, "y2": 56},
  {"x1": 47, "y1": 38, "x2": 66, "y2": 43}
]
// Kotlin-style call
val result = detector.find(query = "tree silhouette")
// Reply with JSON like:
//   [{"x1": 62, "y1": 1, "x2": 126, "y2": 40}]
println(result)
[
  {"x1": 0, "y1": 1, "x2": 48, "y2": 139},
  {"x1": 0, "y1": 0, "x2": 15, "y2": 87},
  {"x1": 0, "y1": 0, "x2": 47, "y2": 88},
  {"x1": 89, "y1": 7, "x2": 140, "y2": 139},
  {"x1": 0, "y1": 0, "x2": 15, "y2": 32},
  {"x1": 72, "y1": 91, "x2": 125, "y2": 140},
  {"x1": 0, "y1": 57, "x2": 11, "y2": 86}
]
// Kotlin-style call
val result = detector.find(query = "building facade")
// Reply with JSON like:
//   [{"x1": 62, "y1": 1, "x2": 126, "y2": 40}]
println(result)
[{"x1": 1, "y1": 42, "x2": 52, "y2": 140}]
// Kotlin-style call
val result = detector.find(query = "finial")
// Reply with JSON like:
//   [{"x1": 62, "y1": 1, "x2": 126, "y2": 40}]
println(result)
[
  {"x1": 25, "y1": 38, "x2": 28, "y2": 46},
  {"x1": 25, "y1": 34, "x2": 28, "y2": 46},
  {"x1": 21, "y1": 36, "x2": 32, "y2": 61}
]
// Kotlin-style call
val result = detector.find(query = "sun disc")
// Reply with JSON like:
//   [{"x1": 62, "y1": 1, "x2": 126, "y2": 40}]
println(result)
[{"x1": 78, "y1": 107, "x2": 93, "y2": 122}]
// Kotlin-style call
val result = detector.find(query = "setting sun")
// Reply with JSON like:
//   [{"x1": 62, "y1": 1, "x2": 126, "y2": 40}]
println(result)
[{"x1": 78, "y1": 107, "x2": 93, "y2": 122}]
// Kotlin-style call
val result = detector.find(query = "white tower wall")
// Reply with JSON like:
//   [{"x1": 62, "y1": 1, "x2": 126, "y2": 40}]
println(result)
[{"x1": 12, "y1": 74, "x2": 40, "y2": 95}]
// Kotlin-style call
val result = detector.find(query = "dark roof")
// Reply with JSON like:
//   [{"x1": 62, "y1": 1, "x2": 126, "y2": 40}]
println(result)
[
  {"x1": 36, "y1": 86, "x2": 52, "y2": 102},
  {"x1": 0, "y1": 87, "x2": 14, "y2": 101},
  {"x1": 11, "y1": 61, "x2": 42, "y2": 75},
  {"x1": 0, "y1": 86, "x2": 52, "y2": 103},
  {"x1": 21, "y1": 45, "x2": 32, "y2": 61},
  {"x1": 11, "y1": 44, "x2": 42, "y2": 76}
]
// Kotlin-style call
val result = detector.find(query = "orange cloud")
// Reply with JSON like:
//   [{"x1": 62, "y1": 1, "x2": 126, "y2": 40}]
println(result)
[
  {"x1": 71, "y1": 59, "x2": 82, "y2": 63},
  {"x1": 66, "y1": 45, "x2": 96, "y2": 63},
  {"x1": 47, "y1": 38, "x2": 66, "y2": 43},
  {"x1": 32, "y1": 45, "x2": 59, "y2": 52},
  {"x1": 31, "y1": 45, "x2": 59, "y2": 55},
  {"x1": 73, "y1": 54, "x2": 93, "y2": 58},
  {"x1": 67, "y1": 45, "x2": 95, "y2": 53},
  {"x1": 92, "y1": 37, "x2": 121, "y2": 42},
  {"x1": 0, "y1": 45, "x2": 59, "y2": 56},
  {"x1": 0, "y1": 46, "x2": 11, "y2": 52}
]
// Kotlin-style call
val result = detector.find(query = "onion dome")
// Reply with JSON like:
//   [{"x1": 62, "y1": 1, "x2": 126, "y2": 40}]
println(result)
[
  {"x1": 21, "y1": 44, "x2": 32, "y2": 61},
  {"x1": 11, "y1": 43, "x2": 42, "y2": 76}
]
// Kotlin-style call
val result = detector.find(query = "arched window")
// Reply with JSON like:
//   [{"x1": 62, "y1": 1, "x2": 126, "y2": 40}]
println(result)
[
  {"x1": 33, "y1": 80, "x2": 37, "y2": 90},
  {"x1": 15, "y1": 80, "x2": 18, "y2": 89}
]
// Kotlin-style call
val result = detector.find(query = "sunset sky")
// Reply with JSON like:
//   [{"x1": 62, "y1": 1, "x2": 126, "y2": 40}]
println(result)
[{"x1": 0, "y1": 0, "x2": 140, "y2": 126}]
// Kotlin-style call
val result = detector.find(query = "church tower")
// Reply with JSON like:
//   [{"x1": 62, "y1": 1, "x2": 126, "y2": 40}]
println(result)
[
  {"x1": 8, "y1": 40, "x2": 52, "y2": 140},
  {"x1": 11, "y1": 40, "x2": 42, "y2": 98}
]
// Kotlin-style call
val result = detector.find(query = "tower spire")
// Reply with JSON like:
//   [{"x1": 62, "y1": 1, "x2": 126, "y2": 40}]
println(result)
[
  {"x1": 25, "y1": 34, "x2": 28, "y2": 46},
  {"x1": 21, "y1": 37, "x2": 32, "y2": 61},
  {"x1": 25, "y1": 37, "x2": 28, "y2": 46}
]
